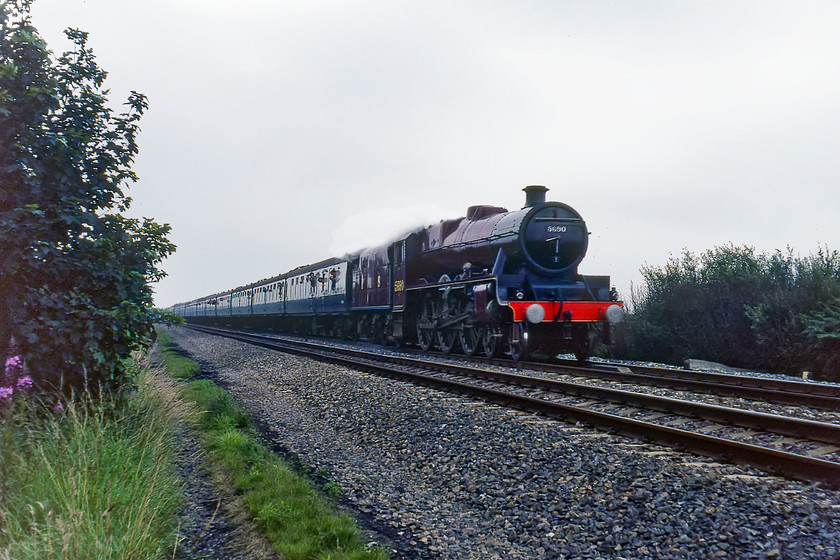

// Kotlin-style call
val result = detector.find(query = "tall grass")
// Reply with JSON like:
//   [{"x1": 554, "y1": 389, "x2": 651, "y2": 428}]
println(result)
[{"x1": 0, "y1": 369, "x2": 184, "y2": 560}]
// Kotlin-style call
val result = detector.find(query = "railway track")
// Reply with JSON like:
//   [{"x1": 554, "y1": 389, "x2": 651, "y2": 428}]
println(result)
[
  {"x1": 187, "y1": 325, "x2": 840, "y2": 488},
  {"x1": 469, "y1": 356, "x2": 840, "y2": 411}
]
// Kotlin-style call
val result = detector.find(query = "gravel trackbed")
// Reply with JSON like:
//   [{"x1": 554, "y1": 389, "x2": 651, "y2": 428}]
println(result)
[{"x1": 169, "y1": 327, "x2": 840, "y2": 560}]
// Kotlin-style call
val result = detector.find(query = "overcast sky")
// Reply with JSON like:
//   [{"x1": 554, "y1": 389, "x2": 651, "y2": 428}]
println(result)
[{"x1": 29, "y1": 0, "x2": 840, "y2": 307}]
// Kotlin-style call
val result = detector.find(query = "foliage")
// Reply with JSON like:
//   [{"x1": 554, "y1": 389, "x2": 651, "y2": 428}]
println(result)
[
  {"x1": 0, "y1": 366, "x2": 184, "y2": 559},
  {"x1": 801, "y1": 296, "x2": 840, "y2": 379},
  {"x1": 0, "y1": 0, "x2": 176, "y2": 393},
  {"x1": 620, "y1": 244, "x2": 840, "y2": 380}
]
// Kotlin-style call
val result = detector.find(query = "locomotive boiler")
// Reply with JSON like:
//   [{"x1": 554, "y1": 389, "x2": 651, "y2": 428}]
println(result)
[{"x1": 173, "y1": 185, "x2": 623, "y2": 361}]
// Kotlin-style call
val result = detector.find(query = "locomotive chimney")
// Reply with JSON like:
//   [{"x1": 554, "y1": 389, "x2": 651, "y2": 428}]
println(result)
[{"x1": 523, "y1": 185, "x2": 548, "y2": 208}]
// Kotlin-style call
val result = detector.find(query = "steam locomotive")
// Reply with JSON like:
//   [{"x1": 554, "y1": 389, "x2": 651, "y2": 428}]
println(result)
[{"x1": 172, "y1": 186, "x2": 624, "y2": 360}]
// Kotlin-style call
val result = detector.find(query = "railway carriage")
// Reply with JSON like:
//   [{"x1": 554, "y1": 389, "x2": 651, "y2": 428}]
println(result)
[
  {"x1": 173, "y1": 186, "x2": 624, "y2": 360},
  {"x1": 281, "y1": 258, "x2": 352, "y2": 334}
]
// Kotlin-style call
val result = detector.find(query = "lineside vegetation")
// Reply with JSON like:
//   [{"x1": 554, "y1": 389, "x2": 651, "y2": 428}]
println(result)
[
  {"x1": 0, "y1": 0, "x2": 177, "y2": 395},
  {"x1": 0, "y1": 358, "x2": 185, "y2": 559},
  {"x1": 615, "y1": 244, "x2": 840, "y2": 381}
]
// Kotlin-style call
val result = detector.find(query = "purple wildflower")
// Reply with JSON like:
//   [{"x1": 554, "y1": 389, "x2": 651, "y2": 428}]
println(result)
[
  {"x1": 0, "y1": 387, "x2": 12, "y2": 400},
  {"x1": 4, "y1": 355, "x2": 23, "y2": 375},
  {"x1": 16, "y1": 375, "x2": 32, "y2": 390}
]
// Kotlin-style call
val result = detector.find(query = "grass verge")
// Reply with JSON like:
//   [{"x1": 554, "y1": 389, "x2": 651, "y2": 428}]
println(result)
[
  {"x1": 158, "y1": 328, "x2": 389, "y2": 560},
  {"x1": 156, "y1": 329, "x2": 200, "y2": 379},
  {"x1": 0, "y1": 366, "x2": 184, "y2": 560}
]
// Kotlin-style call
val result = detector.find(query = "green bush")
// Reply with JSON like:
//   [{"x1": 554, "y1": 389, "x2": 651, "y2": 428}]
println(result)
[
  {"x1": 801, "y1": 296, "x2": 840, "y2": 380},
  {"x1": 620, "y1": 244, "x2": 840, "y2": 380},
  {"x1": 0, "y1": 2, "x2": 178, "y2": 394}
]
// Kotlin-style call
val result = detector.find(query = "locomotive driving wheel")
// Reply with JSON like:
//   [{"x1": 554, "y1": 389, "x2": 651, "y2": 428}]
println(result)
[
  {"x1": 458, "y1": 295, "x2": 481, "y2": 356},
  {"x1": 435, "y1": 294, "x2": 460, "y2": 354},
  {"x1": 460, "y1": 323, "x2": 482, "y2": 356},
  {"x1": 416, "y1": 297, "x2": 435, "y2": 351},
  {"x1": 436, "y1": 327, "x2": 458, "y2": 353},
  {"x1": 435, "y1": 280, "x2": 460, "y2": 354},
  {"x1": 482, "y1": 325, "x2": 504, "y2": 358}
]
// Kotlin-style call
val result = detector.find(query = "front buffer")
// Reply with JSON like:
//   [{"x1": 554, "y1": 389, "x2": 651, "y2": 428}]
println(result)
[{"x1": 506, "y1": 299, "x2": 625, "y2": 361}]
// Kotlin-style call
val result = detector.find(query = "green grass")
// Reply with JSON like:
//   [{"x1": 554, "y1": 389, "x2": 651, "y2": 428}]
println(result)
[
  {"x1": 0, "y1": 368, "x2": 184, "y2": 560},
  {"x1": 156, "y1": 329, "x2": 200, "y2": 379},
  {"x1": 162, "y1": 329, "x2": 389, "y2": 560}
]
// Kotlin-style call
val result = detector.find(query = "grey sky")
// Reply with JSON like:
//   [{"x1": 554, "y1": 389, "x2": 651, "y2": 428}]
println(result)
[{"x1": 29, "y1": 0, "x2": 840, "y2": 307}]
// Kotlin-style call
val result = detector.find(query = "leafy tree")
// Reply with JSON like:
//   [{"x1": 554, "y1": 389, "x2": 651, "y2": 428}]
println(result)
[{"x1": 0, "y1": 0, "x2": 176, "y2": 394}]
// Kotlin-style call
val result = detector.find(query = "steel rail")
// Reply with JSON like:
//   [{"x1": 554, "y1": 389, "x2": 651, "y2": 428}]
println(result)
[
  {"x1": 518, "y1": 359, "x2": 840, "y2": 411},
  {"x1": 406, "y1": 361, "x2": 840, "y2": 446},
  {"x1": 560, "y1": 358, "x2": 840, "y2": 398},
  {"x1": 199, "y1": 328, "x2": 840, "y2": 444},
  {"x1": 187, "y1": 326, "x2": 840, "y2": 487}
]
